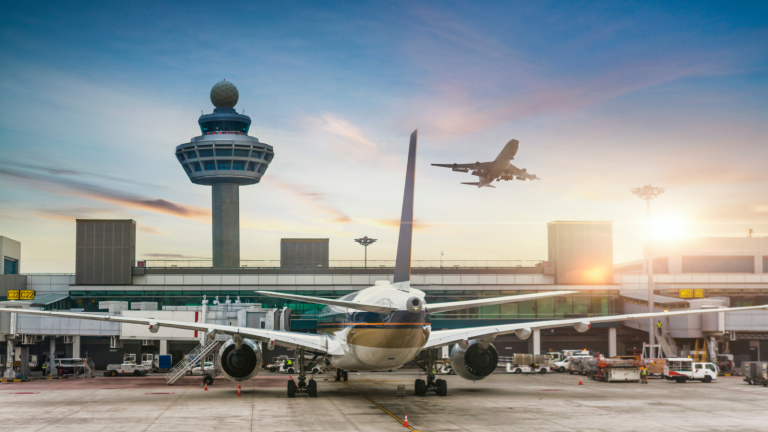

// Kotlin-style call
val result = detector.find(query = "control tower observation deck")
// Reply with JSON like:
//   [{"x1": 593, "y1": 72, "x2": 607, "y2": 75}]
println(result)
[{"x1": 175, "y1": 81, "x2": 275, "y2": 268}]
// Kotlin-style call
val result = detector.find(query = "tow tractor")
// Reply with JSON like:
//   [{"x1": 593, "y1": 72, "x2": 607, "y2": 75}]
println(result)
[
  {"x1": 104, "y1": 354, "x2": 152, "y2": 377},
  {"x1": 663, "y1": 358, "x2": 718, "y2": 383}
]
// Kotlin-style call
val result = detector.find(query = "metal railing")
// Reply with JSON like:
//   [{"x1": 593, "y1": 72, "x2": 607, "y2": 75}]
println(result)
[
  {"x1": 140, "y1": 259, "x2": 545, "y2": 269},
  {"x1": 166, "y1": 340, "x2": 220, "y2": 385}
]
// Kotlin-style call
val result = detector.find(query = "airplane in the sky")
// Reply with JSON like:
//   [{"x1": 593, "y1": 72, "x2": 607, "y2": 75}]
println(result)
[
  {"x1": 432, "y1": 139, "x2": 539, "y2": 188},
  {"x1": 2, "y1": 130, "x2": 767, "y2": 399}
]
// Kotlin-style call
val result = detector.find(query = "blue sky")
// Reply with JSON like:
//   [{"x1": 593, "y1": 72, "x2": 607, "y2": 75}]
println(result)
[{"x1": 1, "y1": 1, "x2": 767, "y2": 272}]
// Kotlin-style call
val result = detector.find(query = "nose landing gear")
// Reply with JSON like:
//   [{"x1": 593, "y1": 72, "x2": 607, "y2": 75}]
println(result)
[
  {"x1": 414, "y1": 348, "x2": 448, "y2": 396},
  {"x1": 286, "y1": 348, "x2": 319, "y2": 398}
]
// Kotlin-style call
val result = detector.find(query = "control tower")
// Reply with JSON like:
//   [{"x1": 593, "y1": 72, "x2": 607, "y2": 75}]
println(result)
[{"x1": 176, "y1": 81, "x2": 275, "y2": 268}]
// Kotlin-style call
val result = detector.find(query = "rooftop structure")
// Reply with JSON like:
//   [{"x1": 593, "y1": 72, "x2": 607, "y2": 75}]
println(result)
[{"x1": 175, "y1": 81, "x2": 275, "y2": 268}]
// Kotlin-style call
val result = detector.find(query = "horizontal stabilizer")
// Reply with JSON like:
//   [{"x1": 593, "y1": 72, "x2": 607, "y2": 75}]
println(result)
[
  {"x1": 426, "y1": 291, "x2": 578, "y2": 314},
  {"x1": 461, "y1": 182, "x2": 494, "y2": 188},
  {"x1": 256, "y1": 291, "x2": 398, "y2": 313}
]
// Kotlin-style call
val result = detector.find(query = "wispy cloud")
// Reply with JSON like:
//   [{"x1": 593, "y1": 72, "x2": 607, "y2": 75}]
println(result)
[
  {"x1": 0, "y1": 165, "x2": 210, "y2": 221},
  {"x1": 308, "y1": 115, "x2": 380, "y2": 162},
  {"x1": 267, "y1": 178, "x2": 352, "y2": 224},
  {"x1": 142, "y1": 253, "x2": 209, "y2": 259}
]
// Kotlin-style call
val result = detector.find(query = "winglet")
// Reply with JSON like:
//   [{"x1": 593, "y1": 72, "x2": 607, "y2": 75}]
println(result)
[{"x1": 394, "y1": 130, "x2": 418, "y2": 284}]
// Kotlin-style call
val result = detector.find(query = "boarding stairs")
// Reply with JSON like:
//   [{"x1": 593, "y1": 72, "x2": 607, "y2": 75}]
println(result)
[
  {"x1": 74, "y1": 358, "x2": 96, "y2": 378},
  {"x1": 166, "y1": 340, "x2": 221, "y2": 385},
  {"x1": 657, "y1": 331, "x2": 679, "y2": 358}
]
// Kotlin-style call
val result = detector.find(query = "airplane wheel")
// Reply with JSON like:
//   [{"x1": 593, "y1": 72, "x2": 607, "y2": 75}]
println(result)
[
  {"x1": 436, "y1": 379, "x2": 447, "y2": 396},
  {"x1": 287, "y1": 368, "x2": 295, "y2": 374},
  {"x1": 335, "y1": 369, "x2": 341, "y2": 382},
  {"x1": 343, "y1": 371, "x2": 349, "y2": 381},
  {"x1": 203, "y1": 375, "x2": 214, "y2": 386},
  {"x1": 287, "y1": 380, "x2": 297, "y2": 398},
  {"x1": 309, "y1": 379, "x2": 318, "y2": 398},
  {"x1": 415, "y1": 379, "x2": 426, "y2": 396}
]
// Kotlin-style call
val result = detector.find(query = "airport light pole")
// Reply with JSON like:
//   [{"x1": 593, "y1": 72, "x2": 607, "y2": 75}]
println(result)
[
  {"x1": 631, "y1": 185, "x2": 665, "y2": 351},
  {"x1": 354, "y1": 236, "x2": 377, "y2": 268}
]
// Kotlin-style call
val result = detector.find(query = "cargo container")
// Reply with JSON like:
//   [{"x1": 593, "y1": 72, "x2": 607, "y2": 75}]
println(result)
[{"x1": 742, "y1": 361, "x2": 768, "y2": 386}]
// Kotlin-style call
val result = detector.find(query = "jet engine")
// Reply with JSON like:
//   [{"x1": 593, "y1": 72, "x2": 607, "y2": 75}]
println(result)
[
  {"x1": 218, "y1": 338, "x2": 262, "y2": 382},
  {"x1": 449, "y1": 340, "x2": 498, "y2": 381}
]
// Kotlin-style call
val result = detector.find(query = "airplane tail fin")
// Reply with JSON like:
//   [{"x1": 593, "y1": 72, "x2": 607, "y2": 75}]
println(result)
[{"x1": 394, "y1": 130, "x2": 418, "y2": 285}]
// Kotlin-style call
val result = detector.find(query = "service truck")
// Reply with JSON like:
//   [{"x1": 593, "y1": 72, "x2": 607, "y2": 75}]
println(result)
[
  {"x1": 503, "y1": 354, "x2": 548, "y2": 374},
  {"x1": 104, "y1": 354, "x2": 151, "y2": 377},
  {"x1": 663, "y1": 358, "x2": 718, "y2": 383}
]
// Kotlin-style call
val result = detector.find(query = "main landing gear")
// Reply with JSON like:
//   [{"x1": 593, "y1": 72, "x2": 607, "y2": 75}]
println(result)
[
  {"x1": 287, "y1": 348, "x2": 319, "y2": 398},
  {"x1": 414, "y1": 348, "x2": 448, "y2": 396},
  {"x1": 335, "y1": 368, "x2": 348, "y2": 382}
]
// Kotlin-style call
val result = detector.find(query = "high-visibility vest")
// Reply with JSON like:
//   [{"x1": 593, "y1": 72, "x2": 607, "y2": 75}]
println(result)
[
  {"x1": 641, "y1": 368, "x2": 647, "y2": 375},
  {"x1": 657, "y1": 322, "x2": 662, "y2": 328}
]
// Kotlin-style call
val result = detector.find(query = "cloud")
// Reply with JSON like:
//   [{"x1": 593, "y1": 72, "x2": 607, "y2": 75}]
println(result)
[
  {"x1": 267, "y1": 178, "x2": 352, "y2": 224},
  {"x1": 142, "y1": 253, "x2": 209, "y2": 259},
  {"x1": 365, "y1": 218, "x2": 435, "y2": 231},
  {"x1": 138, "y1": 226, "x2": 166, "y2": 236},
  {"x1": 11, "y1": 161, "x2": 167, "y2": 190},
  {"x1": 0, "y1": 165, "x2": 210, "y2": 222},
  {"x1": 307, "y1": 115, "x2": 380, "y2": 162}
]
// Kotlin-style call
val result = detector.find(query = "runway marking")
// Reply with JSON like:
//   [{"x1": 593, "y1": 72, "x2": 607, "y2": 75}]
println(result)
[{"x1": 343, "y1": 381, "x2": 421, "y2": 431}]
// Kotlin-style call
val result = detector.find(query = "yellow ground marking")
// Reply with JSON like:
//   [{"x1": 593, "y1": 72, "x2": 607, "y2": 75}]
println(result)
[{"x1": 343, "y1": 381, "x2": 421, "y2": 431}]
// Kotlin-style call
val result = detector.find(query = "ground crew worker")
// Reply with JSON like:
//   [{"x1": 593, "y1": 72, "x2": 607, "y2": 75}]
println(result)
[
  {"x1": 641, "y1": 366, "x2": 648, "y2": 384},
  {"x1": 41, "y1": 361, "x2": 47, "y2": 376},
  {"x1": 286, "y1": 358, "x2": 293, "y2": 369},
  {"x1": 657, "y1": 321, "x2": 663, "y2": 336}
]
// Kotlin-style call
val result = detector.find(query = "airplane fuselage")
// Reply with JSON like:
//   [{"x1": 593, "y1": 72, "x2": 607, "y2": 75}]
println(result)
[{"x1": 316, "y1": 285, "x2": 430, "y2": 371}]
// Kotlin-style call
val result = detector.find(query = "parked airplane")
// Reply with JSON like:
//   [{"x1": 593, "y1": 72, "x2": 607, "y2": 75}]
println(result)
[
  {"x1": 2, "y1": 130, "x2": 767, "y2": 399},
  {"x1": 432, "y1": 138, "x2": 539, "y2": 188}
]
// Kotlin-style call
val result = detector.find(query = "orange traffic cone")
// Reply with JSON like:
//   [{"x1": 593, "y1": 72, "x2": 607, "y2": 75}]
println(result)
[
  {"x1": 237, "y1": 382, "x2": 241, "y2": 397},
  {"x1": 403, "y1": 414, "x2": 409, "y2": 428},
  {"x1": 204, "y1": 382, "x2": 208, "y2": 391},
  {"x1": 578, "y1": 378, "x2": 583, "y2": 385}
]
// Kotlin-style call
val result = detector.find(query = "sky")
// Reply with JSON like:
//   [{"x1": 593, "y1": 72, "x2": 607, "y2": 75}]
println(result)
[{"x1": 0, "y1": 1, "x2": 766, "y2": 273}]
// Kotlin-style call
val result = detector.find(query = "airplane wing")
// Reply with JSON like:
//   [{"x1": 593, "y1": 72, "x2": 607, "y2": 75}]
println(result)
[
  {"x1": 0, "y1": 307, "x2": 333, "y2": 354},
  {"x1": 423, "y1": 304, "x2": 768, "y2": 349},
  {"x1": 256, "y1": 291, "x2": 398, "y2": 313},
  {"x1": 432, "y1": 162, "x2": 494, "y2": 170},
  {"x1": 501, "y1": 163, "x2": 539, "y2": 181},
  {"x1": 426, "y1": 291, "x2": 578, "y2": 314}
]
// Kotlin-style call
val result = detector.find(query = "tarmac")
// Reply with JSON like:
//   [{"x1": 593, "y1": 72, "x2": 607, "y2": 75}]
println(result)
[{"x1": 0, "y1": 370, "x2": 766, "y2": 431}]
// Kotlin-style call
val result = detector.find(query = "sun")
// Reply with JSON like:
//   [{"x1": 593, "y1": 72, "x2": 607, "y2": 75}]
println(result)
[{"x1": 650, "y1": 216, "x2": 690, "y2": 240}]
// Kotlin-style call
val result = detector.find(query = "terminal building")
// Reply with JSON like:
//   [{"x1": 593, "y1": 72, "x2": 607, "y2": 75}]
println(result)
[
  {"x1": 2, "y1": 82, "x2": 767, "y2": 373},
  {"x1": 2, "y1": 223, "x2": 768, "y2": 371}
]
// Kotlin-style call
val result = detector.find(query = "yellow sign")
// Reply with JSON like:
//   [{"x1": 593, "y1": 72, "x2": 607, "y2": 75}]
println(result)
[
  {"x1": 694, "y1": 289, "x2": 704, "y2": 298},
  {"x1": 679, "y1": 289, "x2": 693, "y2": 299},
  {"x1": 6, "y1": 291, "x2": 20, "y2": 300},
  {"x1": 20, "y1": 290, "x2": 35, "y2": 300}
]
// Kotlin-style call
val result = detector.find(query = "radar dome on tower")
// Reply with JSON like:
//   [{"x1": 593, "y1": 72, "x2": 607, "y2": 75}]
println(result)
[{"x1": 210, "y1": 80, "x2": 239, "y2": 108}]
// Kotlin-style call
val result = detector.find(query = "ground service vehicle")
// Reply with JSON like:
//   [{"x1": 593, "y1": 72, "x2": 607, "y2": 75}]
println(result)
[
  {"x1": 664, "y1": 358, "x2": 717, "y2": 383},
  {"x1": 743, "y1": 361, "x2": 768, "y2": 386},
  {"x1": 593, "y1": 357, "x2": 640, "y2": 383},
  {"x1": 503, "y1": 354, "x2": 548, "y2": 374},
  {"x1": 153, "y1": 355, "x2": 172, "y2": 372},
  {"x1": 104, "y1": 354, "x2": 151, "y2": 377}
]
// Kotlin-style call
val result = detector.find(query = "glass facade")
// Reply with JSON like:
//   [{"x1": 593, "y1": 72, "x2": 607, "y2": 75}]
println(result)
[
  {"x1": 682, "y1": 256, "x2": 754, "y2": 273},
  {"x1": 4, "y1": 258, "x2": 18, "y2": 274},
  {"x1": 200, "y1": 121, "x2": 249, "y2": 134},
  {"x1": 68, "y1": 290, "x2": 618, "y2": 319}
]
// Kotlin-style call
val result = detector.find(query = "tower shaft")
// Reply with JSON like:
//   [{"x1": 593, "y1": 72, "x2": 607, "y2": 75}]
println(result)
[{"x1": 212, "y1": 182, "x2": 240, "y2": 268}]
